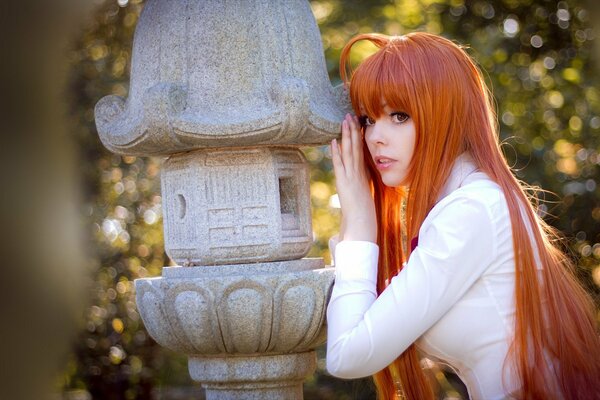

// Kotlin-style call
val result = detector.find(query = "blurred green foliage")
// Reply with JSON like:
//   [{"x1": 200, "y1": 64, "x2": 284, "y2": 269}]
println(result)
[{"x1": 62, "y1": 0, "x2": 600, "y2": 398}]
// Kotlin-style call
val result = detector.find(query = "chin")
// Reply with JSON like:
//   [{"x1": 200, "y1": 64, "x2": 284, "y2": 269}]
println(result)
[
  {"x1": 381, "y1": 178, "x2": 402, "y2": 188},
  {"x1": 381, "y1": 174, "x2": 408, "y2": 188}
]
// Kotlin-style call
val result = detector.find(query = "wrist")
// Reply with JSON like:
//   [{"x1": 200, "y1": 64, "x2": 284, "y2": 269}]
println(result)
[{"x1": 342, "y1": 221, "x2": 377, "y2": 243}]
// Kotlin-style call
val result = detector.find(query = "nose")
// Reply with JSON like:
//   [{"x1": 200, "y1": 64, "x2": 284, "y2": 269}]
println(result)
[{"x1": 365, "y1": 121, "x2": 386, "y2": 146}]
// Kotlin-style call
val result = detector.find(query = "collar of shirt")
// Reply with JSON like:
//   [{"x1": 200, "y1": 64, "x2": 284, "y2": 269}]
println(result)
[
  {"x1": 409, "y1": 152, "x2": 481, "y2": 253},
  {"x1": 435, "y1": 152, "x2": 480, "y2": 204}
]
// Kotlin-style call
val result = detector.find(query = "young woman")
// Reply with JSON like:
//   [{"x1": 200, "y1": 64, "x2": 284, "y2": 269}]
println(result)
[{"x1": 326, "y1": 32, "x2": 600, "y2": 400}]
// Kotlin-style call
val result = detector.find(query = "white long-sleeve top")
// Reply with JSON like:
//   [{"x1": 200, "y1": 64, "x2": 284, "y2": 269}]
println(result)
[{"x1": 326, "y1": 152, "x2": 541, "y2": 400}]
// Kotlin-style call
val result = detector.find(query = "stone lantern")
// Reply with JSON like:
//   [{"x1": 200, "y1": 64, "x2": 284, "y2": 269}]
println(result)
[{"x1": 95, "y1": 0, "x2": 349, "y2": 399}]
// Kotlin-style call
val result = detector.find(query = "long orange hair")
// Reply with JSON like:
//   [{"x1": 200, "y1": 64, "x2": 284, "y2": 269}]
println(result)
[{"x1": 339, "y1": 32, "x2": 600, "y2": 400}]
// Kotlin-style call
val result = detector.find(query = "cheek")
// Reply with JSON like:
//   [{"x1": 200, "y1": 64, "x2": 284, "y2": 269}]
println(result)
[
  {"x1": 405, "y1": 137, "x2": 416, "y2": 160},
  {"x1": 401, "y1": 126, "x2": 417, "y2": 161},
  {"x1": 365, "y1": 140, "x2": 376, "y2": 157}
]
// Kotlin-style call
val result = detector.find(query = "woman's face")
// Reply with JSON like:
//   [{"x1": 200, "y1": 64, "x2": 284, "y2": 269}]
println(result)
[{"x1": 362, "y1": 103, "x2": 416, "y2": 188}]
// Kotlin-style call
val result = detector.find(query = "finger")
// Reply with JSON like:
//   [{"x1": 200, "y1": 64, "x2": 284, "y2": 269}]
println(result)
[
  {"x1": 349, "y1": 115, "x2": 363, "y2": 170},
  {"x1": 331, "y1": 138, "x2": 345, "y2": 176},
  {"x1": 341, "y1": 116, "x2": 353, "y2": 174}
]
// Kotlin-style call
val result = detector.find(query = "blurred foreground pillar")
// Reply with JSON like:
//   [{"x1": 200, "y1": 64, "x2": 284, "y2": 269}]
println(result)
[
  {"x1": 95, "y1": 1, "x2": 350, "y2": 398},
  {"x1": 0, "y1": 1, "x2": 93, "y2": 399}
]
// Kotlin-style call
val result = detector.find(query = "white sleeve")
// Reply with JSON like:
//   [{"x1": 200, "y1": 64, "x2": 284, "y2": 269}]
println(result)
[
  {"x1": 326, "y1": 195, "x2": 497, "y2": 379},
  {"x1": 328, "y1": 234, "x2": 341, "y2": 266}
]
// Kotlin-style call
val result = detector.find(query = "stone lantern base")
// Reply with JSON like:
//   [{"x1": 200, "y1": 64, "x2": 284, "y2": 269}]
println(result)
[
  {"x1": 135, "y1": 258, "x2": 334, "y2": 399},
  {"x1": 190, "y1": 352, "x2": 315, "y2": 400}
]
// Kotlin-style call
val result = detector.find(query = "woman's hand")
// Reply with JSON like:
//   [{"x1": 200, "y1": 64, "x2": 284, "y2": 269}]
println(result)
[{"x1": 331, "y1": 114, "x2": 377, "y2": 243}]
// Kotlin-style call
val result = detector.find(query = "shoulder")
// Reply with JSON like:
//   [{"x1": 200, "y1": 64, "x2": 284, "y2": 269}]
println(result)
[
  {"x1": 415, "y1": 176, "x2": 501, "y2": 266},
  {"x1": 435, "y1": 174, "x2": 506, "y2": 214},
  {"x1": 421, "y1": 175, "x2": 508, "y2": 238}
]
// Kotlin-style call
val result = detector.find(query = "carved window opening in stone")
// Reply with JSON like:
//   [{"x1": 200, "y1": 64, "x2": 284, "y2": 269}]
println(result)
[
  {"x1": 278, "y1": 176, "x2": 299, "y2": 231},
  {"x1": 177, "y1": 193, "x2": 186, "y2": 219}
]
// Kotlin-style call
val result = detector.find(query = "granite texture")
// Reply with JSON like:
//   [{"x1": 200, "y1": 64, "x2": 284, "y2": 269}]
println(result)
[
  {"x1": 162, "y1": 147, "x2": 312, "y2": 265},
  {"x1": 94, "y1": 0, "x2": 350, "y2": 156},
  {"x1": 97, "y1": 1, "x2": 348, "y2": 397}
]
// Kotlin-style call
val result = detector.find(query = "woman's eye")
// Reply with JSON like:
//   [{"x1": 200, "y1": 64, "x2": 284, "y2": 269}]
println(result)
[
  {"x1": 358, "y1": 116, "x2": 376, "y2": 127},
  {"x1": 391, "y1": 112, "x2": 410, "y2": 123}
]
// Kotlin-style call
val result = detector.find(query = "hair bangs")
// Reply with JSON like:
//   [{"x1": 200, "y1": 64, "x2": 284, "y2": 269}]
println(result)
[{"x1": 350, "y1": 46, "x2": 415, "y2": 121}]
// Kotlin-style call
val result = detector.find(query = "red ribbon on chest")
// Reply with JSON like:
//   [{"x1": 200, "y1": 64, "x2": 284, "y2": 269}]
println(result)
[{"x1": 410, "y1": 236, "x2": 419, "y2": 253}]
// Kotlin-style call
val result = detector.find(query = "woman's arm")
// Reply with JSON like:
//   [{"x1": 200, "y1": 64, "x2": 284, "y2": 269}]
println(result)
[
  {"x1": 331, "y1": 114, "x2": 377, "y2": 244},
  {"x1": 326, "y1": 194, "x2": 497, "y2": 379}
]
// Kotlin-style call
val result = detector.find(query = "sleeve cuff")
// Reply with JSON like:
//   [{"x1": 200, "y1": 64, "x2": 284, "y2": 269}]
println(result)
[{"x1": 334, "y1": 241, "x2": 379, "y2": 284}]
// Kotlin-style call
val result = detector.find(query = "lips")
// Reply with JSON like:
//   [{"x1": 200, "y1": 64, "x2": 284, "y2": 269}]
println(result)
[{"x1": 374, "y1": 156, "x2": 397, "y2": 170}]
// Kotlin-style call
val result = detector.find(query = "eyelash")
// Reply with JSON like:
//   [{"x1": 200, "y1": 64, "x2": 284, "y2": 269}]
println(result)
[{"x1": 358, "y1": 112, "x2": 410, "y2": 127}]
